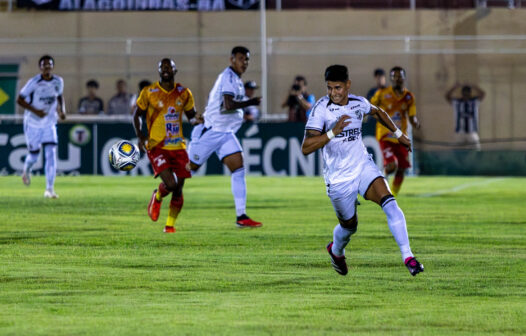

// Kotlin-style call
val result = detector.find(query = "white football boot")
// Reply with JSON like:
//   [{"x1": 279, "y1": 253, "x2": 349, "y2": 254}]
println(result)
[{"x1": 44, "y1": 189, "x2": 59, "y2": 199}]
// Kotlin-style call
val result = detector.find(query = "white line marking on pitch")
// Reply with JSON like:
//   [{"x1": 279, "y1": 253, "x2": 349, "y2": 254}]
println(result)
[{"x1": 417, "y1": 178, "x2": 504, "y2": 198}]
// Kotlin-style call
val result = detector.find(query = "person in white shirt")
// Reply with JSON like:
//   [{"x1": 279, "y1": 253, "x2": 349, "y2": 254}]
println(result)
[
  {"x1": 16, "y1": 55, "x2": 66, "y2": 198},
  {"x1": 187, "y1": 46, "x2": 262, "y2": 228},
  {"x1": 302, "y1": 65, "x2": 423, "y2": 277}
]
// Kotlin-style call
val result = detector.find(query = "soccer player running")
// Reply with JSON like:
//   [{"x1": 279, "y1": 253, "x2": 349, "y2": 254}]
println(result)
[
  {"x1": 16, "y1": 55, "x2": 66, "y2": 199},
  {"x1": 133, "y1": 58, "x2": 198, "y2": 233},
  {"x1": 187, "y1": 46, "x2": 262, "y2": 228},
  {"x1": 301, "y1": 65, "x2": 423, "y2": 276},
  {"x1": 370, "y1": 66, "x2": 420, "y2": 196}
]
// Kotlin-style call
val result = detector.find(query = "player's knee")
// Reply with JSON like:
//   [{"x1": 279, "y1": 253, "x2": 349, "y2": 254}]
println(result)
[
  {"x1": 340, "y1": 214, "x2": 358, "y2": 235},
  {"x1": 165, "y1": 180, "x2": 178, "y2": 192}
]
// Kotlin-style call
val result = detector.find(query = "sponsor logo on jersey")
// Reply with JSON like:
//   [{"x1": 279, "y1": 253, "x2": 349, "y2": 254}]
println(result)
[
  {"x1": 150, "y1": 88, "x2": 159, "y2": 92},
  {"x1": 385, "y1": 94, "x2": 392, "y2": 99},
  {"x1": 335, "y1": 127, "x2": 361, "y2": 142}
]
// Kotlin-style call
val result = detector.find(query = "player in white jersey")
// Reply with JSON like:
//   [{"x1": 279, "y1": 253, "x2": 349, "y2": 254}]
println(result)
[
  {"x1": 16, "y1": 55, "x2": 66, "y2": 199},
  {"x1": 302, "y1": 65, "x2": 423, "y2": 276},
  {"x1": 187, "y1": 46, "x2": 262, "y2": 228}
]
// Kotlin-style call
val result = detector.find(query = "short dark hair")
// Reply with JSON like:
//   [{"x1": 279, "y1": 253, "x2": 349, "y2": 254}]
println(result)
[
  {"x1": 325, "y1": 65, "x2": 349, "y2": 82},
  {"x1": 86, "y1": 79, "x2": 99, "y2": 88},
  {"x1": 295, "y1": 75, "x2": 307, "y2": 85},
  {"x1": 231, "y1": 46, "x2": 250, "y2": 56},
  {"x1": 139, "y1": 80, "x2": 152, "y2": 91},
  {"x1": 374, "y1": 68, "x2": 385, "y2": 77},
  {"x1": 462, "y1": 86, "x2": 472, "y2": 93},
  {"x1": 390, "y1": 66, "x2": 406, "y2": 79},
  {"x1": 39, "y1": 55, "x2": 54, "y2": 66}
]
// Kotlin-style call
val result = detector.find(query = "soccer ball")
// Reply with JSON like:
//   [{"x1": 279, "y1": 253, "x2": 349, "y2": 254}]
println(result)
[{"x1": 109, "y1": 140, "x2": 140, "y2": 171}]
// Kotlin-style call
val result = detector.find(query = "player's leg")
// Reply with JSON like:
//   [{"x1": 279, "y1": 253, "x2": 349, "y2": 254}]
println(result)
[
  {"x1": 380, "y1": 141, "x2": 399, "y2": 195},
  {"x1": 22, "y1": 124, "x2": 41, "y2": 186},
  {"x1": 146, "y1": 147, "x2": 176, "y2": 222},
  {"x1": 163, "y1": 149, "x2": 192, "y2": 233},
  {"x1": 220, "y1": 134, "x2": 261, "y2": 228},
  {"x1": 363, "y1": 173, "x2": 423, "y2": 276},
  {"x1": 390, "y1": 144, "x2": 411, "y2": 196},
  {"x1": 43, "y1": 143, "x2": 58, "y2": 198},
  {"x1": 42, "y1": 126, "x2": 59, "y2": 198},
  {"x1": 165, "y1": 177, "x2": 185, "y2": 233},
  {"x1": 186, "y1": 125, "x2": 216, "y2": 173},
  {"x1": 326, "y1": 179, "x2": 359, "y2": 276}
]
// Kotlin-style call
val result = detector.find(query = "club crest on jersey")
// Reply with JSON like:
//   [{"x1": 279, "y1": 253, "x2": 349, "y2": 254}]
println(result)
[{"x1": 355, "y1": 110, "x2": 362, "y2": 120}]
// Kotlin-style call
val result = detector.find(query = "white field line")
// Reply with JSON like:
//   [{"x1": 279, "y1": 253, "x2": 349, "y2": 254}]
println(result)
[{"x1": 417, "y1": 178, "x2": 504, "y2": 198}]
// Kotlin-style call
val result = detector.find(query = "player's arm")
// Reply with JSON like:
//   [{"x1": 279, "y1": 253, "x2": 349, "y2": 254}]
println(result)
[
  {"x1": 445, "y1": 82, "x2": 461, "y2": 103},
  {"x1": 133, "y1": 106, "x2": 148, "y2": 152},
  {"x1": 57, "y1": 95, "x2": 66, "y2": 120},
  {"x1": 301, "y1": 115, "x2": 351, "y2": 155},
  {"x1": 223, "y1": 94, "x2": 261, "y2": 112},
  {"x1": 16, "y1": 95, "x2": 46, "y2": 118},
  {"x1": 184, "y1": 108, "x2": 202, "y2": 125},
  {"x1": 369, "y1": 105, "x2": 412, "y2": 151},
  {"x1": 471, "y1": 84, "x2": 485, "y2": 101}
]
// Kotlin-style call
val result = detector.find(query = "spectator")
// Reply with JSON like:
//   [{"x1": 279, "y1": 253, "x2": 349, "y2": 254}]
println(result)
[
  {"x1": 282, "y1": 75, "x2": 315, "y2": 122},
  {"x1": 243, "y1": 80, "x2": 260, "y2": 123},
  {"x1": 366, "y1": 68, "x2": 386, "y2": 101},
  {"x1": 130, "y1": 79, "x2": 152, "y2": 114},
  {"x1": 107, "y1": 79, "x2": 132, "y2": 115},
  {"x1": 445, "y1": 83, "x2": 485, "y2": 150},
  {"x1": 78, "y1": 80, "x2": 104, "y2": 115}
]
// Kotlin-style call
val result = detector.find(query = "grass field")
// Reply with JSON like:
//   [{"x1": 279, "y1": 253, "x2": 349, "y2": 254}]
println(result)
[{"x1": 0, "y1": 175, "x2": 525, "y2": 335}]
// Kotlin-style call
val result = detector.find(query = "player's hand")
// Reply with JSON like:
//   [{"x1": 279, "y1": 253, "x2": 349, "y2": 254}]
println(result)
[
  {"x1": 58, "y1": 110, "x2": 66, "y2": 120},
  {"x1": 248, "y1": 97, "x2": 262, "y2": 106},
  {"x1": 137, "y1": 135, "x2": 148, "y2": 153},
  {"x1": 33, "y1": 109, "x2": 46, "y2": 118},
  {"x1": 331, "y1": 115, "x2": 351, "y2": 136},
  {"x1": 398, "y1": 134, "x2": 412, "y2": 152}
]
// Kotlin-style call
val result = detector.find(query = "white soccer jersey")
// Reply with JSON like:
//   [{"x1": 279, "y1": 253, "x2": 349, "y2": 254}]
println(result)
[
  {"x1": 19, "y1": 74, "x2": 64, "y2": 128},
  {"x1": 305, "y1": 94, "x2": 372, "y2": 185},
  {"x1": 203, "y1": 67, "x2": 245, "y2": 133}
]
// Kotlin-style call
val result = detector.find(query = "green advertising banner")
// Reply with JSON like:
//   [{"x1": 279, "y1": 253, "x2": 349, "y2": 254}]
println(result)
[
  {"x1": 0, "y1": 121, "x2": 383, "y2": 176},
  {"x1": 0, "y1": 64, "x2": 19, "y2": 115}
]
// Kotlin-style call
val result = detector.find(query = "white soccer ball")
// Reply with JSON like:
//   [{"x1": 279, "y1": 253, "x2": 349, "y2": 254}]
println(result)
[{"x1": 109, "y1": 140, "x2": 140, "y2": 171}]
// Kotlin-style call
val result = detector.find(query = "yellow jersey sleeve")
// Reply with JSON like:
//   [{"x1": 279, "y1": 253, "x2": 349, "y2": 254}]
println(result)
[
  {"x1": 136, "y1": 87, "x2": 149, "y2": 110},
  {"x1": 184, "y1": 88, "x2": 195, "y2": 112},
  {"x1": 408, "y1": 95, "x2": 416, "y2": 117}
]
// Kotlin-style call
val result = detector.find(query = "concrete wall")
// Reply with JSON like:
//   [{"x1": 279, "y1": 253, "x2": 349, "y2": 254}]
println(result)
[{"x1": 1, "y1": 9, "x2": 525, "y2": 150}]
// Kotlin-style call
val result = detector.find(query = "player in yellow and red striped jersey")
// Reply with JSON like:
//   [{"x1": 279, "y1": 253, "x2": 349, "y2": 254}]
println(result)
[
  {"x1": 370, "y1": 66, "x2": 421, "y2": 196},
  {"x1": 133, "y1": 58, "x2": 198, "y2": 233}
]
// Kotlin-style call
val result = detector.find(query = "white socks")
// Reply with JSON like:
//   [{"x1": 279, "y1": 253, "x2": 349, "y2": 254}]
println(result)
[
  {"x1": 23, "y1": 151, "x2": 39, "y2": 174},
  {"x1": 381, "y1": 196, "x2": 413, "y2": 261},
  {"x1": 44, "y1": 145, "x2": 57, "y2": 191},
  {"x1": 231, "y1": 167, "x2": 246, "y2": 217},
  {"x1": 331, "y1": 224, "x2": 352, "y2": 257}
]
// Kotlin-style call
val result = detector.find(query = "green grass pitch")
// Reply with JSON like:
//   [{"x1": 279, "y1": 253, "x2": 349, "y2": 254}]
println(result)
[{"x1": 0, "y1": 175, "x2": 525, "y2": 335}]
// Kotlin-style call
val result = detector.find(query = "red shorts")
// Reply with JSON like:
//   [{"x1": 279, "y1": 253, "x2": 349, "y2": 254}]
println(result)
[
  {"x1": 147, "y1": 147, "x2": 191, "y2": 178},
  {"x1": 379, "y1": 140, "x2": 411, "y2": 169}
]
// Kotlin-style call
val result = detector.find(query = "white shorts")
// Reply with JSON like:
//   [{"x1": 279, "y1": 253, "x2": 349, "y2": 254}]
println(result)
[
  {"x1": 327, "y1": 158, "x2": 384, "y2": 221},
  {"x1": 188, "y1": 126, "x2": 242, "y2": 166},
  {"x1": 24, "y1": 123, "x2": 57, "y2": 152}
]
